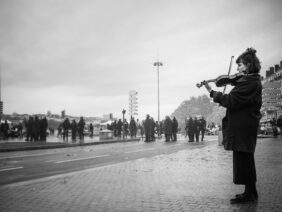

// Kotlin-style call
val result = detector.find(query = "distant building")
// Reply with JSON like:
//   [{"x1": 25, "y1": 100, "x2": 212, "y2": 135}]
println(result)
[
  {"x1": 261, "y1": 60, "x2": 282, "y2": 121},
  {"x1": 103, "y1": 113, "x2": 113, "y2": 120}
]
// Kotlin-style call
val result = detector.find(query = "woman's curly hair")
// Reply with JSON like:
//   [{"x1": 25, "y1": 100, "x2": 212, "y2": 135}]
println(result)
[{"x1": 236, "y1": 47, "x2": 261, "y2": 73}]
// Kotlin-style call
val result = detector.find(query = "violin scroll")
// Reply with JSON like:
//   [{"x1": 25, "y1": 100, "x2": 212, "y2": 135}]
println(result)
[{"x1": 196, "y1": 79, "x2": 215, "y2": 88}]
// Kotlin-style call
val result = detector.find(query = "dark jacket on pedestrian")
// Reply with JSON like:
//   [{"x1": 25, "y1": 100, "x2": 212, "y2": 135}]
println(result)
[
  {"x1": 164, "y1": 117, "x2": 172, "y2": 135},
  {"x1": 172, "y1": 117, "x2": 178, "y2": 134}
]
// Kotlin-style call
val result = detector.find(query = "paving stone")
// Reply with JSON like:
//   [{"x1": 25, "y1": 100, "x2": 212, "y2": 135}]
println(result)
[{"x1": 0, "y1": 138, "x2": 281, "y2": 211}]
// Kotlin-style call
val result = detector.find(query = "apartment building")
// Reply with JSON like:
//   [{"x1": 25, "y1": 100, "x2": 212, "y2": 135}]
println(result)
[{"x1": 261, "y1": 61, "x2": 282, "y2": 121}]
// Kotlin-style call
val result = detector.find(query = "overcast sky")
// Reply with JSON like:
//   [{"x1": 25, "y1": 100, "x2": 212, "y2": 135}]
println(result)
[{"x1": 0, "y1": 0, "x2": 282, "y2": 120}]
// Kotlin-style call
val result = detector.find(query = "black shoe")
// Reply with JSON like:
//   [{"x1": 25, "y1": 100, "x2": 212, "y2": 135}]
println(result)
[
  {"x1": 253, "y1": 189, "x2": 258, "y2": 200},
  {"x1": 230, "y1": 193, "x2": 257, "y2": 204},
  {"x1": 235, "y1": 192, "x2": 245, "y2": 198}
]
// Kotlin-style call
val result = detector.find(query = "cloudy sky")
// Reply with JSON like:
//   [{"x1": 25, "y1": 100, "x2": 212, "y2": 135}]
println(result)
[{"x1": 0, "y1": 0, "x2": 282, "y2": 120}]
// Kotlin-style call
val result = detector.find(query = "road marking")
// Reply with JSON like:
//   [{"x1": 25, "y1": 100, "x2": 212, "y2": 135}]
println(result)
[
  {"x1": 55, "y1": 154, "x2": 110, "y2": 164},
  {"x1": 0, "y1": 167, "x2": 24, "y2": 172},
  {"x1": 45, "y1": 159, "x2": 58, "y2": 163},
  {"x1": 0, "y1": 152, "x2": 59, "y2": 160},
  {"x1": 124, "y1": 148, "x2": 155, "y2": 154}
]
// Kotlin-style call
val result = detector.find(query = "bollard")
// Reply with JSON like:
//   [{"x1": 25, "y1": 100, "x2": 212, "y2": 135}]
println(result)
[{"x1": 218, "y1": 130, "x2": 223, "y2": 146}]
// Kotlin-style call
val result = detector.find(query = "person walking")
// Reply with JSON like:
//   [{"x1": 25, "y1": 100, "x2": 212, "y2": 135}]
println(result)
[
  {"x1": 164, "y1": 116, "x2": 172, "y2": 142},
  {"x1": 202, "y1": 48, "x2": 262, "y2": 204},
  {"x1": 89, "y1": 123, "x2": 94, "y2": 137},
  {"x1": 150, "y1": 117, "x2": 156, "y2": 141},
  {"x1": 270, "y1": 118, "x2": 278, "y2": 137},
  {"x1": 144, "y1": 115, "x2": 151, "y2": 142},
  {"x1": 117, "y1": 119, "x2": 123, "y2": 139},
  {"x1": 277, "y1": 116, "x2": 282, "y2": 138},
  {"x1": 2, "y1": 120, "x2": 9, "y2": 140},
  {"x1": 199, "y1": 116, "x2": 207, "y2": 142},
  {"x1": 172, "y1": 117, "x2": 178, "y2": 141},
  {"x1": 62, "y1": 118, "x2": 70, "y2": 141},
  {"x1": 124, "y1": 119, "x2": 129, "y2": 139},
  {"x1": 193, "y1": 117, "x2": 200, "y2": 142},
  {"x1": 33, "y1": 116, "x2": 40, "y2": 142},
  {"x1": 129, "y1": 117, "x2": 137, "y2": 138},
  {"x1": 78, "y1": 117, "x2": 85, "y2": 140},
  {"x1": 186, "y1": 116, "x2": 194, "y2": 142},
  {"x1": 25, "y1": 116, "x2": 33, "y2": 141},
  {"x1": 40, "y1": 117, "x2": 48, "y2": 141},
  {"x1": 70, "y1": 120, "x2": 77, "y2": 141}
]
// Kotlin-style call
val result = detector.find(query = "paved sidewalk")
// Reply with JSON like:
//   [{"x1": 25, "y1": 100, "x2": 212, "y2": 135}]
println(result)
[{"x1": 0, "y1": 138, "x2": 282, "y2": 212}]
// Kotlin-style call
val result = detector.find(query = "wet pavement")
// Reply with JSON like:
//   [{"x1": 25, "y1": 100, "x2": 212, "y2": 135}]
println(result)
[
  {"x1": 0, "y1": 136, "x2": 281, "y2": 212},
  {"x1": 0, "y1": 135, "x2": 140, "y2": 152}
]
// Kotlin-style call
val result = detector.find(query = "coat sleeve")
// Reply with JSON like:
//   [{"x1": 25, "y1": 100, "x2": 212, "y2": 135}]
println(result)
[{"x1": 211, "y1": 81, "x2": 261, "y2": 111}]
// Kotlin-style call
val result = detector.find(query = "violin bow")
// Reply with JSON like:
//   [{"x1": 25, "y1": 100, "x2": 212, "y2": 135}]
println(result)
[{"x1": 223, "y1": 56, "x2": 234, "y2": 94}]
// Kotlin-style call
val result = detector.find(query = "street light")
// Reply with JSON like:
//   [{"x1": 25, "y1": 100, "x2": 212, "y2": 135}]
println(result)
[
  {"x1": 122, "y1": 109, "x2": 126, "y2": 140},
  {"x1": 153, "y1": 61, "x2": 163, "y2": 123}
]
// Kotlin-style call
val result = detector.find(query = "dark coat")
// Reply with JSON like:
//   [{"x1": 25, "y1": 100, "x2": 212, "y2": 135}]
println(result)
[
  {"x1": 164, "y1": 117, "x2": 172, "y2": 135},
  {"x1": 70, "y1": 121, "x2": 77, "y2": 132},
  {"x1": 212, "y1": 74, "x2": 262, "y2": 153},
  {"x1": 186, "y1": 118, "x2": 194, "y2": 132},
  {"x1": 172, "y1": 118, "x2": 178, "y2": 133},
  {"x1": 62, "y1": 118, "x2": 70, "y2": 130},
  {"x1": 144, "y1": 118, "x2": 151, "y2": 131},
  {"x1": 199, "y1": 119, "x2": 206, "y2": 131}
]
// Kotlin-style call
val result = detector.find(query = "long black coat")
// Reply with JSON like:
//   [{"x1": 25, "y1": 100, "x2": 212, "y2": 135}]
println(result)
[{"x1": 212, "y1": 74, "x2": 262, "y2": 153}]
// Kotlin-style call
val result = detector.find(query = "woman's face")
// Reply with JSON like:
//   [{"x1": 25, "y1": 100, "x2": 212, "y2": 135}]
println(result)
[{"x1": 237, "y1": 61, "x2": 248, "y2": 73}]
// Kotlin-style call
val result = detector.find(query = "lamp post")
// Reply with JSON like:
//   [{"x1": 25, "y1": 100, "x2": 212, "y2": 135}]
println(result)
[
  {"x1": 153, "y1": 61, "x2": 163, "y2": 123},
  {"x1": 122, "y1": 109, "x2": 126, "y2": 139}
]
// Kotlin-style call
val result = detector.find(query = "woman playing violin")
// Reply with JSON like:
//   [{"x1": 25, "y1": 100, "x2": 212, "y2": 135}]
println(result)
[{"x1": 203, "y1": 48, "x2": 262, "y2": 204}]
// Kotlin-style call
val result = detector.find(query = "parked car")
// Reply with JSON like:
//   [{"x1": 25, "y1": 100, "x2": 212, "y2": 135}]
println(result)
[
  {"x1": 259, "y1": 120, "x2": 281, "y2": 135},
  {"x1": 206, "y1": 127, "x2": 220, "y2": 135}
]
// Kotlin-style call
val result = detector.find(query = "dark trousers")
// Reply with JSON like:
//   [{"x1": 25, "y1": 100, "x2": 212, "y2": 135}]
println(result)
[
  {"x1": 165, "y1": 134, "x2": 171, "y2": 142},
  {"x1": 63, "y1": 129, "x2": 68, "y2": 141},
  {"x1": 188, "y1": 131, "x2": 194, "y2": 142},
  {"x1": 200, "y1": 129, "x2": 205, "y2": 141},
  {"x1": 72, "y1": 130, "x2": 76, "y2": 140},
  {"x1": 233, "y1": 151, "x2": 256, "y2": 185},
  {"x1": 195, "y1": 130, "x2": 200, "y2": 142},
  {"x1": 145, "y1": 130, "x2": 150, "y2": 142},
  {"x1": 172, "y1": 132, "x2": 177, "y2": 141}
]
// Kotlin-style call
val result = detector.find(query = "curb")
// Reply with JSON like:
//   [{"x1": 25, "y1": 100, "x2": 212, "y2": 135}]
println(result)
[{"x1": 0, "y1": 138, "x2": 140, "y2": 152}]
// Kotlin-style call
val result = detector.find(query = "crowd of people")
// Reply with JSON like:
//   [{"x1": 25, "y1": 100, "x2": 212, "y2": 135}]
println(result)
[
  {"x1": 105, "y1": 115, "x2": 180, "y2": 142},
  {"x1": 106, "y1": 117, "x2": 139, "y2": 139},
  {"x1": 0, "y1": 116, "x2": 49, "y2": 141},
  {"x1": 0, "y1": 114, "x2": 209, "y2": 142},
  {"x1": 1, "y1": 113, "x2": 279, "y2": 143},
  {"x1": 0, "y1": 120, "x2": 24, "y2": 140},
  {"x1": 57, "y1": 117, "x2": 86, "y2": 141},
  {"x1": 185, "y1": 116, "x2": 207, "y2": 142}
]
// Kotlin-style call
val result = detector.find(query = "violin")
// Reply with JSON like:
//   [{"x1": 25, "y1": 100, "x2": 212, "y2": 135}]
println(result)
[{"x1": 196, "y1": 72, "x2": 247, "y2": 88}]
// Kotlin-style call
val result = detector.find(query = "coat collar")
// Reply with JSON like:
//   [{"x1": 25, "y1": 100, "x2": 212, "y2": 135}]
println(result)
[{"x1": 236, "y1": 73, "x2": 261, "y2": 83}]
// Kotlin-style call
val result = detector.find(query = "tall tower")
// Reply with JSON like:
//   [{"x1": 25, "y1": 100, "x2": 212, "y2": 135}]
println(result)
[
  {"x1": 129, "y1": 90, "x2": 138, "y2": 119},
  {"x1": 153, "y1": 61, "x2": 163, "y2": 123}
]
